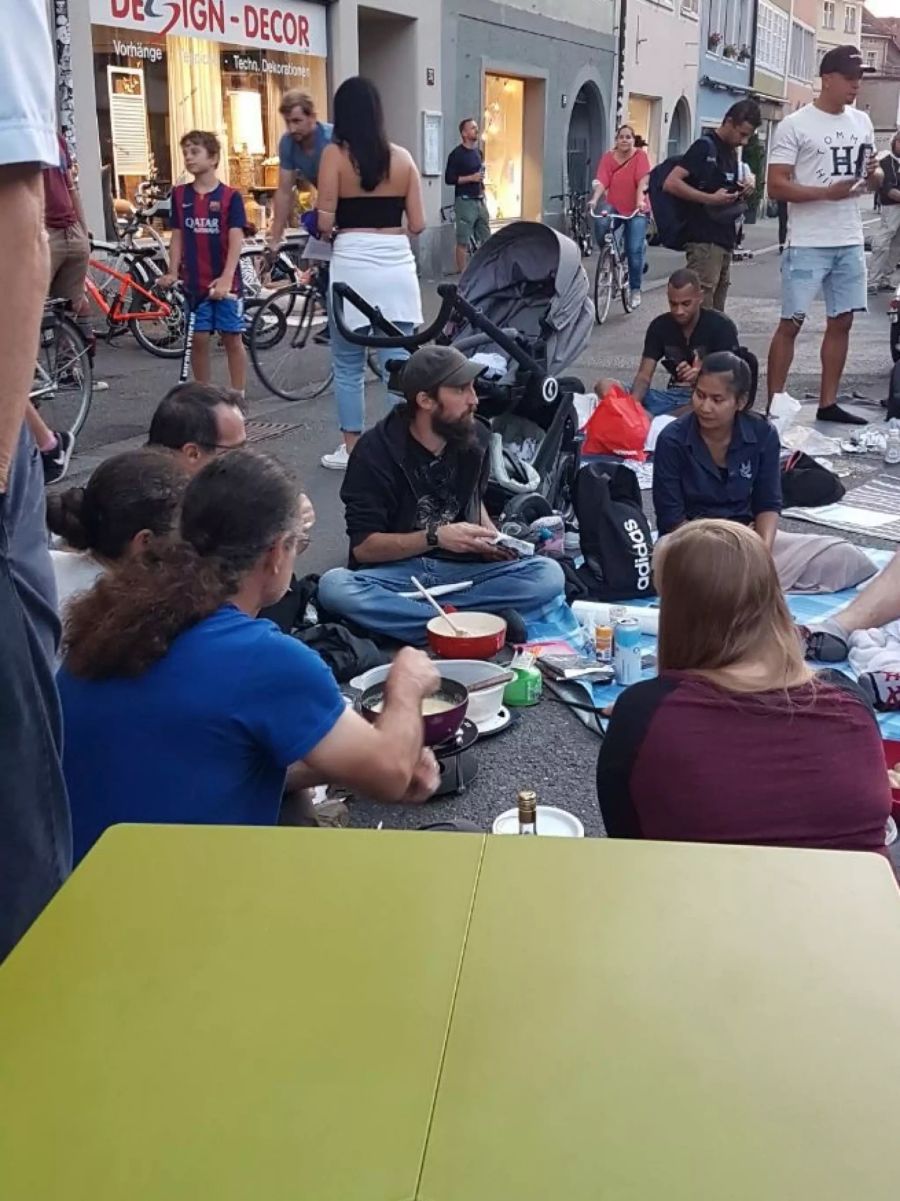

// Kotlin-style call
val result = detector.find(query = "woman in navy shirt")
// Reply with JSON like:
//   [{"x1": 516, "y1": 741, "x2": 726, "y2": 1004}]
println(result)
[{"x1": 652, "y1": 352, "x2": 875, "y2": 593}]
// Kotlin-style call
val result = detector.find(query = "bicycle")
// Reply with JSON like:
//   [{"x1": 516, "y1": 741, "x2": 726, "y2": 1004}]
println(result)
[
  {"x1": 590, "y1": 209, "x2": 642, "y2": 325},
  {"x1": 550, "y1": 191, "x2": 593, "y2": 258},
  {"x1": 31, "y1": 299, "x2": 94, "y2": 437},
  {"x1": 86, "y1": 238, "x2": 187, "y2": 358}
]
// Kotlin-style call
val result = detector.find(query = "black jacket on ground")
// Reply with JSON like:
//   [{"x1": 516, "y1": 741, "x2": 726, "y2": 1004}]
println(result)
[{"x1": 339, "y1": 407, "x2": 491, "y2": 568}]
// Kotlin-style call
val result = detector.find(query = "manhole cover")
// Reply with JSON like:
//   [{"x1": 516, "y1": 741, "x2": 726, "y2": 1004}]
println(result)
[{"x1": 244, "y1": 419, "x2": 302, "y2": 444}]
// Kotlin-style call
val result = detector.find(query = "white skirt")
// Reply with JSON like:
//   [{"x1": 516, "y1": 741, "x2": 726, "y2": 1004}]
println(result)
[{"x1": 330, "y1": 232, "x2": 423, "y2": 331}]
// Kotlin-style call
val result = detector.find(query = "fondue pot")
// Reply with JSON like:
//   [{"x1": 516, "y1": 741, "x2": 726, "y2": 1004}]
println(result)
[
  {"x1": 426, "y1": 612, "x2": 507, "y2": 660},
  {"x1": 359, "y1": 678, "x2": 469, "y2": 747}
]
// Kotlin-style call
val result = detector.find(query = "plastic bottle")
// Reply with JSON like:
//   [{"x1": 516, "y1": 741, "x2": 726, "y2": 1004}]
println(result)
[{"x1": 885, "y1": 420, "x2": 900, "y2": 466}]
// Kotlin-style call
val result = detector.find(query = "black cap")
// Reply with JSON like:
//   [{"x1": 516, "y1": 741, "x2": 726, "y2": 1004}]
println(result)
[
  {"x1": 819, "y1": 45, "x2": 875, "y2": 78},
  {"x1": 399, "y1": 346, "x2": 485, "y2": 402}
]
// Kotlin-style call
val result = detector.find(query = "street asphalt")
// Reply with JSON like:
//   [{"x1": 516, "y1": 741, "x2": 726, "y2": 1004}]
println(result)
[{"x1": 57, "y1": 213, "x2": 900, "y2": 835}]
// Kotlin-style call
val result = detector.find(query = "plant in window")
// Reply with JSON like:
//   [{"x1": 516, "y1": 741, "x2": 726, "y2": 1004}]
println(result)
[
  {"x1": 708, "y1": 31, "x2": 724, "y2": 49},
  {"x1": 737, "y1": 43, "x2": 751, "y2": 61},
  {"x1": 723, "y1": 43, "x2": 738, "y2": 58}
]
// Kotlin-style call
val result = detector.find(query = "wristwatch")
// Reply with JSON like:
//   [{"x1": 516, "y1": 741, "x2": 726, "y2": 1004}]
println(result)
[{"x1": 425, "y1": 521, "x2": 440, "y2": 548}]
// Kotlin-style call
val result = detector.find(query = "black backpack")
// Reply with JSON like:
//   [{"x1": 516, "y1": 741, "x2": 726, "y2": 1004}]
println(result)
[
  {"x1": 648, "y1": 136, "x2": 718, "y2": 251},
  {"x1": 574, "y1": 459, "x2": 656, "y2": 601}
]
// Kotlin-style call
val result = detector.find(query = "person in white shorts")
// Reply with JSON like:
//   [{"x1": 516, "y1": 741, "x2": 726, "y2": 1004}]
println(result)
[{"x1": 766, "y1": 45, "x2": 881, "y2": 426}]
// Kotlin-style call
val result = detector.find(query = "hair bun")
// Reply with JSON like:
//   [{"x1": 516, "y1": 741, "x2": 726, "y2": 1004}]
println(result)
[{"x1": 45, "y1": 486, "x2": 93, "y2": 550}]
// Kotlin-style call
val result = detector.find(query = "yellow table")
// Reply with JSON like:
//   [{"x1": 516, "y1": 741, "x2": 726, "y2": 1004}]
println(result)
[
  {"x1": 0, "y1": 825, "x2": 483, "y2": 1201},
  {"x1": 4, "y1": 828, "x2": 900, "y2": 1201},
  {"x1": 421, "y1": 838, "x2": 900, "y2": 1201}
]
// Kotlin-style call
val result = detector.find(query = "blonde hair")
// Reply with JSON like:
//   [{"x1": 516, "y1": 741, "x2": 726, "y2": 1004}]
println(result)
[
  {"x1": 279, "y1": 90, "x2": 316, "y2": 118},
  {"x1": 655, "y1": 520, "x2": 809, "y2": 692}
]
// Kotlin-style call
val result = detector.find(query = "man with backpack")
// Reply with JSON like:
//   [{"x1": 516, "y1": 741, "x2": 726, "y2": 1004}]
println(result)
[{"x1": 658, "y1": 100, "x2": 761, "y2": 312}]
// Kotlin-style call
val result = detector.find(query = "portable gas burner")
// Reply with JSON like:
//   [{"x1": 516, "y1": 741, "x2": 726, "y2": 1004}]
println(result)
[{"x1": 431, "y1": 719, "x2": 479, "y2": 797}]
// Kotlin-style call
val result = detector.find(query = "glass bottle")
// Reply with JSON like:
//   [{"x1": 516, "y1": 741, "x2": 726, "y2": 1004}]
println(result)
[{"x1": 517, "y1": 789, "x2": 538, "y2": 835}]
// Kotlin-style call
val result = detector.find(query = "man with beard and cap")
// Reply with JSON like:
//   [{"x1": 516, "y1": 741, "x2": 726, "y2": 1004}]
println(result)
[{"x1": 317, "y1": 346, "x2": 565, "y2": 644}]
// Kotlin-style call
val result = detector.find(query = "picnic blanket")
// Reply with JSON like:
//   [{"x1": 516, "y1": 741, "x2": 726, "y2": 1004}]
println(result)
[
  {"x1": 783, "y1": 476, "x2": 900, "y2": 543},
  {"x1": 527, "y1": 548, "x2": 900, "y2": 739}
]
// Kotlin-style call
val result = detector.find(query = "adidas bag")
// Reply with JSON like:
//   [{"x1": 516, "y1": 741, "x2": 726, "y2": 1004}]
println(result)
[{"x1": 574, "y1": 459, "x2": 656, "y2": 601}]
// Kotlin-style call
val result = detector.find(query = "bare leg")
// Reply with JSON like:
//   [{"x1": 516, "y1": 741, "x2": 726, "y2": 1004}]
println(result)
[
  {"x1": 454, "y1": 244, "x2": 467, "y2": 274},
  {"x1": 837, "y1": 550, "x2": 900, "y2": 633},
  {"x1": 191, "y1": 332, "x2": 211, "y2": 383},
  {"x1": 819, "y1": 312, "x2": 853, "y2": 410},
  {"x1": 343, "y1": 430, "x2": 360, "y2": 454},
  {"x1": 766, "y1": 318, "x2": 801, "y2": 406},
  {"x1": 221, "y1": 333, "x2": 246, "y2": 394},
  {"x1": 24, "y1": 402, "x2": 56, "y2": 452},
  {"x1": 0, "y1": 167, "x2": 48, "y2": 490}
]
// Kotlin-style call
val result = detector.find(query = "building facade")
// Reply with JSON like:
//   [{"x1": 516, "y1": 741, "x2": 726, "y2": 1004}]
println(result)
[
  {"x1": 696, "y1": 0, "x2": 757, "y2": 133},
  {"x1": 440, "y1": 0, "x2": 617, "y2": 233},
  {"x1": 785, "y1": 0, "x2": 818, "y2": 114},
  {"x1": 622, "y1": 0, "x2": 700, "y2": 165},
  {"x1": 859, "y1": 11, "x2": 900, "y2": 148},
  {"x1": 816, "y1": 0, "x2": 862, "y2": 65}
]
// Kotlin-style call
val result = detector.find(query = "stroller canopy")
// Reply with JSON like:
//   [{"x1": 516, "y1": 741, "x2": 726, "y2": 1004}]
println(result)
[{"x1": 452, "y1": 222, "x2": 593, "y2": 378}]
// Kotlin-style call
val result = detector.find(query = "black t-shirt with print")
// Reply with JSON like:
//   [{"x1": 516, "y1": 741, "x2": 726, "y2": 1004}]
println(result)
[
  {"x1": 681, "y1": 132, "x2": 741, "y2": 250},
  {"x1": 642, "y1": 307, "x2": 739, "y2": 385},
  {"x1": 404, "y1": 434, "x2": 490, "y2": 560}
]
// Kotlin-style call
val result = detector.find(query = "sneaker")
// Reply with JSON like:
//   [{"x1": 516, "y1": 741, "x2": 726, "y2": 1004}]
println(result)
[
  {"x1": 798, "y1": 623, "x2": 849, "y2": 663},
  {"x1": 41, "y1": 429, "x2": 75, "y2": 485},
  {"x1": 321, "y1": 443, "x2": 350, "y2": 470},
  {"x1": 631, "y1": 291, "x2": 641, "y2": 309}
]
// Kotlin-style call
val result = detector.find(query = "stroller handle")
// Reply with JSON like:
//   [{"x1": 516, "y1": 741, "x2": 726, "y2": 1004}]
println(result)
[{"x1": 331, "y1": 282, "x2": 552, "y2": 385}]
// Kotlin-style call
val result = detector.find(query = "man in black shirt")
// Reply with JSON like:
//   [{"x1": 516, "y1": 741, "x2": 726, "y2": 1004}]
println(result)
[
  {"x1": 663, "y1": 99, "x2": 761, "y2": 311},
  {"x1": 622, "y1": 268, "x2": 740, "y2": 416},
  {"x1": 869, "y1": 130, "x2": 900, "y2": 291},
  {"x1": 445, "y1": 118, "x2": 490, "y2": 273},
  {"x1": 318, "y1": 346, "x2": 565, "y2": 644}
]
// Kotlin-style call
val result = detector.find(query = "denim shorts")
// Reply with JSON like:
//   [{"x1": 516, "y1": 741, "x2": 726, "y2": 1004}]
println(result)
[
  {"x1": 193, "y1": 296, "x2": 244, "y2": 334},
  {"x1": 780, "y1": 245, "x2": 867, "y2": 320}
]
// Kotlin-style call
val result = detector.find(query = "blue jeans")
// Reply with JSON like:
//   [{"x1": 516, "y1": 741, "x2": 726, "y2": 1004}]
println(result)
[
  {"x1": 329, "y1": 317, "x2": 415, "y2": 434},
  {"x1": 318, "y1": 555, "x2": 566, "y2": 645},
  {"x1": 643, "y1": 386, "x2": 692, "y2": 417},
  {"x1": 593, "y1": 207, "x2": 648, "y2": 292},
  {"x1": 780, "y1": 244, "x2": 867, "y2": 320}
]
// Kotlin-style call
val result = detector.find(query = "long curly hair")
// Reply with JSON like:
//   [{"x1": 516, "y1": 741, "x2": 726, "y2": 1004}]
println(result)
[{"x1": 63, "y1": 449, "x2": 298, "y2": 680}]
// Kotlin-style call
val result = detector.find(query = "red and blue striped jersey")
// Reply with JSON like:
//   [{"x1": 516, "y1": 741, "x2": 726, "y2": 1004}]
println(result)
[{"x1": 170, "y1": 182, "x2": 246, "y2": 300}]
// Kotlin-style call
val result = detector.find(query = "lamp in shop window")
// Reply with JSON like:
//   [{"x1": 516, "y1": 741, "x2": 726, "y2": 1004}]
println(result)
[{"x1": 227, "y1": 90, "x2": 265, "y2": 156}]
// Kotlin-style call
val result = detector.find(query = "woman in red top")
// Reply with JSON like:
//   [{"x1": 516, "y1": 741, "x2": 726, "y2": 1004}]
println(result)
[
  {"x1": 596, "y1": 520, "x2": 893, "y2": 856},
  {"x1": 590, "y1": 125, "x2": 651, "y2": 306}
]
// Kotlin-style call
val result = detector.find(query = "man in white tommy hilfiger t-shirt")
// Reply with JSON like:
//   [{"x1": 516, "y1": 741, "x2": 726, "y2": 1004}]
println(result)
[{"x1": 766, "y1": 44, "x2": 880, "y2": 425}]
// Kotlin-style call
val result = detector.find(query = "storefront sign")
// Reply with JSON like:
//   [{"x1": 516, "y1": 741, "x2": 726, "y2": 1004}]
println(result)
[{"x1": 90, "y1": 0, "x2": 327, "y2": 57}]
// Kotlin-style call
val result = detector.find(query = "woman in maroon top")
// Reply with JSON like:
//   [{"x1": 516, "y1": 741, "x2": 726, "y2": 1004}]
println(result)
[
  {"x1": 596, "y1": 519, "x2": 892, "y2": 854},
  {"x1": 589, "y1": 125, "x2": 651, "y2": 306}
]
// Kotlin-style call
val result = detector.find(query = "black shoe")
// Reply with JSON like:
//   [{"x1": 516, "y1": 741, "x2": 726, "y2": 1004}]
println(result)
[
  {"x1": 497, "y1": 607, "x2": 528, "y2": 646},
  {"x1": 798, "y1": 624, "x2": 848, "y2": 663},
  {"x1": 816, "y1": 404, "x2": 867, "y2": 425},
  {"x1": 313, "y1": 327, "x2": 331, "y2": 346},
  {"x1": 41, "y1": 430, "x2": 74, "y2": 485}
]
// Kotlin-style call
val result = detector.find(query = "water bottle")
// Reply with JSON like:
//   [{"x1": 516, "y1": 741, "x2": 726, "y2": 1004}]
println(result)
[{"x1": 885, "y1": 420, "x2": 900, "y2": 466}]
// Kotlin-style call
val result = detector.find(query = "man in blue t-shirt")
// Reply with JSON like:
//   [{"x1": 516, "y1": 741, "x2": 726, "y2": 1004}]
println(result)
[{"x1": 268, "y1": 89, "x2": 332, "y2": 252}]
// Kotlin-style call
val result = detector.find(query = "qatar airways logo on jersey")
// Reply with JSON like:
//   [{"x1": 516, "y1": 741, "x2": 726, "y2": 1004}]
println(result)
[
  {"x1": 183, "y1": 215, "x2": 221, "y2": 233},
  {"x1": 95, "y1": 0, "x2": 320, "y2": 54}
]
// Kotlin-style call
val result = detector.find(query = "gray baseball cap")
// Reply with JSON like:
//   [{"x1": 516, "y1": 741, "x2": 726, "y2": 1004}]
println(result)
[{"x1": 399, "y1": 346, "x2": 484, "y2": 402}]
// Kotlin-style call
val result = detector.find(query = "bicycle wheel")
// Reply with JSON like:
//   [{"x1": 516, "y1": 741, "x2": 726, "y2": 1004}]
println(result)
[
  {"x1": 242, "y1": 296, "x2": 286, "y2": 350},
  {"x1": 249, "y1": 288, "x2": 333, "y2": 401},
  {"x1": 620, "y1": 261, "x2": 634, "y2": 314},
  {"x1": 130, "y1": 283, "x2": 187, "y2": 358},
  {"x1": 593, "y1": 249, "x2": 614, "y2": 325},
  {"x1": 32, "y1": 314, "x2": 93, "y2": 437}
]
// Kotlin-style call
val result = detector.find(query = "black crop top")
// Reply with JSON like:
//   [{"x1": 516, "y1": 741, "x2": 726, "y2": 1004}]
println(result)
[{"x1": 335, "y1": 195, "x2": 406, "y2": 229}]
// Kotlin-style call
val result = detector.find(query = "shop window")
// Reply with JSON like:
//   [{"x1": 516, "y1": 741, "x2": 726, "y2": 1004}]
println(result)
[
  {"x1": 91, "y1": 21, "x2": 327, "y2": 222},
  {"x1": 483, "y1": 75, "x2": 524, "y2": 222}
]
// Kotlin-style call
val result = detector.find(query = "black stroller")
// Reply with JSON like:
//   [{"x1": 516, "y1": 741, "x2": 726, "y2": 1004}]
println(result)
[{"x1": 331, "y1": 221, "x2": 593, "y2": 523}]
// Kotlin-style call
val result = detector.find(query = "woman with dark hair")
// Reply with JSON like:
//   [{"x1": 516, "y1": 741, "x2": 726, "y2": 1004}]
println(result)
[
  {"x1": 589, "y1": 124, "x2": 651, "y2": 307},
  {"x1": 47, "y1": 448, "x2": 188, "y2": 616},
  {"x1": 596, "y1": 519, "x2": 892, "y2": 852},
  {"x1": 59, "y1": 449, "x2": 440, "y2": 862},
  {"x1": 652, "y1": 351, "x2": 875, "y2": 591},
  {"x1": 315, "y1": 76, "x2": 426, "y2": 470}
]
